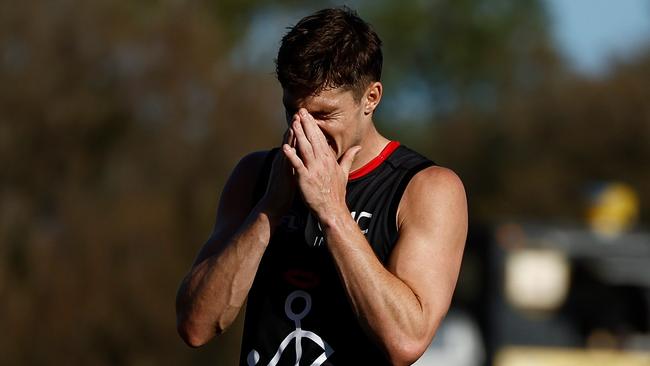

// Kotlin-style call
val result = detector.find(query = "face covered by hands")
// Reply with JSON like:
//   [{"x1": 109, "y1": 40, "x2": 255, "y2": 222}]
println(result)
[
  {"x1": 283, "y1": 108, "x2": 361, "y2": 225},
  {"x1": 259, "y1": 127, "x2": 298, "y2": 218}
]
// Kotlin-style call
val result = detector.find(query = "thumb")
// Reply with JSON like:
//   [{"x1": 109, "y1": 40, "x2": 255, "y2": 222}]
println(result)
[{"x1": 339, "y1": 146, "x2": 362, "y2": 175}]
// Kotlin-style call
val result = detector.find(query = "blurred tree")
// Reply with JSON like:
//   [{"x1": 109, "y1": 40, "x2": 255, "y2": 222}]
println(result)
[
  {"x1": 433, "y1": 49, "x2": 650, "y2": 225},
  {"x1": 0, "y1": 0, "x2": 279, "y2": 364},
  {"x1": 366, "y1": 0, "x2": 558, "y2": 122}
]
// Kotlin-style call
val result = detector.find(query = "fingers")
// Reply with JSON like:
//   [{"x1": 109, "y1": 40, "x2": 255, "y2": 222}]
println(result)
[
  {"x1": 289, "y1": 109, "x2": 335, "y2": 167},
  {"x1": 286, "y1": 128, "x2": 295, "y2": 149},
  {"x1": 292, "y1": 116, "x2": 314, "y2": 161},
  {"x1": 298, "y1": 109, "x2": 328, "y2": 150},
  {"x1": 282, "y1": 126, "x2": 293, "y2": 146},
  {"x1": 339, "y1": 146, "x2": 362, "y2": 176},
  {"x1": 282, "y1": 128, "x2": 296, "y2": 171},
  {"x1": 282, "y1": 143, "x2": 306, "y2": 174},
  {"x1": 286, "y1": 114, "x2": 299, "y2": 144},
  {"x1": 277, "y1": 126, "x2": 296, "y2": 176}
]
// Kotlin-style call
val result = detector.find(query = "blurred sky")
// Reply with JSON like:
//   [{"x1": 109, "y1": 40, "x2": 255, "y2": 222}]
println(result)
[{"x1": 544, "y1": 0, "x2": 650, "y2": 76}]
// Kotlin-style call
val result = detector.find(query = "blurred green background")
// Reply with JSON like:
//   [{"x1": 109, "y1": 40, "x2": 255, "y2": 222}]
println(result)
[{"x1": 1, "y1": 0, "x2": 649, "y2": 365}]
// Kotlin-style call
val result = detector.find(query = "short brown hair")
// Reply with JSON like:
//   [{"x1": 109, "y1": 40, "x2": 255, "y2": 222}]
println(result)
[{"x1": 276, "y1": 7, "x2": 383, "y2": 101}]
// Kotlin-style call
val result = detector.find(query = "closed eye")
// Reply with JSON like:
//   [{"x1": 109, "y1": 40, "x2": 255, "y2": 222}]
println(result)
[{"x1": 312, "y1": 111, "x2": 339, "y2": 121}]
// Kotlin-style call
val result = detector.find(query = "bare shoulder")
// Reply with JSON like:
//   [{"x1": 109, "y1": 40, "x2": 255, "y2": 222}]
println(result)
[
  {"x1": 397, "y1": 165, "x2": 467, "y2": 229},
  {"x1": 408, "y1": 165, "x2": 465, "y2": 195}
]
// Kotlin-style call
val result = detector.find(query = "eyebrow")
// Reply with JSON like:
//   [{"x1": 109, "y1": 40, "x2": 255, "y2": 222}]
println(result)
[
  {"x1": 310, "y1": 99, "x2": 338, "y2": 114},
  {"x1": 283, "y1": 100, "x2": 338, "y2": 116},
  {"x1": 310, "y1": 108, "x2": 336, "y2": 116}
]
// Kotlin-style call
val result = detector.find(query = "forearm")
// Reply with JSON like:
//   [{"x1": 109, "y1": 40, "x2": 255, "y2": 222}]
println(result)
[
  {"x1": 322, "y1": 214, "x2": 435, "y2": 364},
  {"x1": 176, "y1": 201, "x2": 279, "y2": 346}
]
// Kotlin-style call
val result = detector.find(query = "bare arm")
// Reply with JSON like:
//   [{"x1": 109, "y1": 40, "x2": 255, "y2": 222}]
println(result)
[
  {"x1": 323, "y1": 167, "x2": 467, "y2": 365},
  {"x1": 176, "y1": 131, "x2": 296, "y2": 347},
  {"x1": 283, "y1": 109, "x2": 467, "y2": 364}
]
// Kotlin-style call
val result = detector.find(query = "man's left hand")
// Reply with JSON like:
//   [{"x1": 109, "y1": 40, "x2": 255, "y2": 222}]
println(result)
[{"x1": 282, "y1": 108, "x2": 361, "y2": 225}]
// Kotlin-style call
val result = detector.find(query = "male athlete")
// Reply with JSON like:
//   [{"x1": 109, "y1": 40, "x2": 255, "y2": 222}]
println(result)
[{"x1": 176, "y1": 7, "x2": 467, "y2": 366}]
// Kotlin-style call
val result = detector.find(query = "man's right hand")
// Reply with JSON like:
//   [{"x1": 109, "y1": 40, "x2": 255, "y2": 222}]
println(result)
[{"x1": 260, "y1": 125, "x2": 297, "y2": 218}]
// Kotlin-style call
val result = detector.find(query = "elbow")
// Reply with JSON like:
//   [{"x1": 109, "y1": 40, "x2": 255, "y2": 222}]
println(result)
[
  {"x1": 386, "y1": 314, "x2": 445, "y2": 365},
  {"x1": 175, "y1": 282, "x2": 215, "y2": 348},
  {"x1": 386, "y1": 338, "x2": 430, "y2": 366},
  {"x1": 176, "y1": 308, "x2": 230, "y2": 348},
  {"x1": 175, "y1": 297, "x2": 232, "y2": 348},
  {"x1": 177, "y1": 318, "x2": 213, "y2": 348}
]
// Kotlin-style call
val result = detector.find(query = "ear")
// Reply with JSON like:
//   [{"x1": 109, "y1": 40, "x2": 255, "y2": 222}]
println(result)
[{"x1": 363, "y1": 81, "x2": 382, "y2": 115}]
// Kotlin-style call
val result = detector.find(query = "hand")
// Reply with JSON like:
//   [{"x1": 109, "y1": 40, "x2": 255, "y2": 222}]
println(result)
[
  {"x1": 282, "y1": 109, "x2": 361, "y2": 224},
  {"x1": 260, "y1": 126, "x2": 297, "y2": 218}
]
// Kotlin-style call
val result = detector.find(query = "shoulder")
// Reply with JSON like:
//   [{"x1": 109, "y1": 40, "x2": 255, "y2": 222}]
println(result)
[
  {"x1": 234, "y1": 150, "x2": 272, "y2": 174},
  {"x1": 211, "y1": 150, "x2": 274, "y2": 234},
  {"x1": 388, "y1": 144, "x2": 433, "y2": 169},
  {"x1": 408, "y1": 165, "x2": 465, "y2": 196},
  {"x1": 397, "y1": 165, "x2": 467, "y2": 229},
  {"x1": 219, "y1": 150, "x2": 275, "y2": 206},
  {"x1": 228, "y1": 150, "x2": 274, "y2": 182}
]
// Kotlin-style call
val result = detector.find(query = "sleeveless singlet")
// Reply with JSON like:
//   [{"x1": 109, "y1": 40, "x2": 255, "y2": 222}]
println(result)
[{"x1": 240, "y1": 141, "x2": 435, "y2": 366}]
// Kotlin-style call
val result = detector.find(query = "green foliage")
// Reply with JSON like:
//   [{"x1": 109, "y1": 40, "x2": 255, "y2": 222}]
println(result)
[{"x1": 364, "y1": 0, "x2": 556, "y2": 118}]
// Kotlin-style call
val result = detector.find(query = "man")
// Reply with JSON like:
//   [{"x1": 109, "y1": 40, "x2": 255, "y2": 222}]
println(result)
[{"x1": 176, "y1": 7, "x2": 467, "y2": 366}]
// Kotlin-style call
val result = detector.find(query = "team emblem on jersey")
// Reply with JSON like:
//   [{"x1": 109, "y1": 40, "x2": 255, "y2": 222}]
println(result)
[
  {"x1": 247, "y1": 290, "x2": 334, "y2": 366},
  {"x1": 305, "y1": 211, "x2": 373, "y2": 248}
]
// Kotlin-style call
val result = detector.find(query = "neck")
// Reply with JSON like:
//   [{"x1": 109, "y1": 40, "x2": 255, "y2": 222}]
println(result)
[{"x1": 349, "y1": 123, "x2": 390, "y2": 172}]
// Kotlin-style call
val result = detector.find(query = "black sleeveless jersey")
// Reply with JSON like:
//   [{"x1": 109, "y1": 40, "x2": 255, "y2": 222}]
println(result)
[{"x1": 240, "y1": 142, "x2": 435, "y2": 366}]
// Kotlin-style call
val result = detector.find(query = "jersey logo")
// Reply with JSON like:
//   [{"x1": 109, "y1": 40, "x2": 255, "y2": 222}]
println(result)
[
  {"x1": 307, "y1": 211, "x2": 373, "y2": 247},
  {"x1": 247, "y1": 290, "x2": 334, "y2": 366}
]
